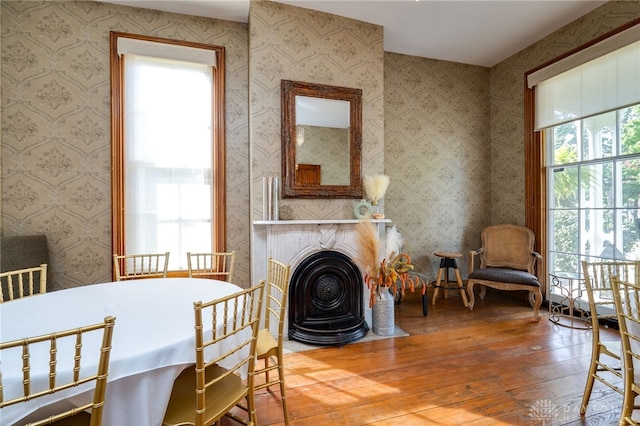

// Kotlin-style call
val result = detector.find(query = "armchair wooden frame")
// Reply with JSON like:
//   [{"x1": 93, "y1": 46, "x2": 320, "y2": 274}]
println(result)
[
  {"x1": 0, "y1": 316, "x2": 116, "y2": 426},
  {"x1": 611, "y1": 276, "x2": 640, "y2": 426},
  {"x1": 467, "y1": 224, "x2": 543, "y2": 319},
  {"x1": 187, "y1": 251, "x2": 236, "y2": 282},
  {"x1": 0, "y1": 264, "x2": 47, "y2": 303},
  {"x1": 255, "y1": 258, "x2": 292, "y2": 425},
  {"x1": 112, "y1": 252, "x2": 169, "y2": 281},
  {"x1": 162, "y1": 282, "x2": 264, "y2": 426}
]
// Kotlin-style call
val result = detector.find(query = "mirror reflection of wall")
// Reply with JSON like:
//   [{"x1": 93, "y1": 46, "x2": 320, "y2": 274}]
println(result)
[
  {"x1": 295, "y1": 96, "x2": 351, "y2": 186},
  {"x1": 296, "y1": 126, "x2": 350, "y2": 185}
]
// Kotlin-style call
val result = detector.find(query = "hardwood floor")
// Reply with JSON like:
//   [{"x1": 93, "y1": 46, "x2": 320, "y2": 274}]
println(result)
[{"x1": 252, "y1": 288, "x2": 623, "y2": 425}]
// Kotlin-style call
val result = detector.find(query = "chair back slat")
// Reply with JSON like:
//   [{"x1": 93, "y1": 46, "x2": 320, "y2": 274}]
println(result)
[
  {"x1": 611, "y1": 277, "x2": 640, "y2": 425},
  {"x1": 0, "y1": 264, "x2": 47, "y2": 303},
  {"x1": 113, "y1": 253, "x2": 169, "y2": 281},
  {"x1": 0, "y1": 317, "x2": 116, "y2": 426},
  {"x1": 253, "y1": 258, "x2": 292, "y2": 424},
  {"x1": 582, "y1": 260, "x2": 638, "y2": 320},
  {"x1": 187, "y1": 252, "x2": 236, "y2": 282},
  {"x1": 191, "y1": 282, "x2": 264, "y2": 425},
  {"x1": 264, "y1": 258, "x2": 291, "y2": 336}
]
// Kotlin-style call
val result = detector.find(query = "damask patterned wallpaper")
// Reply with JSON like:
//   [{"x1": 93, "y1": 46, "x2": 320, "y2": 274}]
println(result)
[
  {"x1": 384, "y1": 1, "x2": 640, "y2": 279},
  {"x1": 2, "y1": 0, "x2": 639, "y2": 290},
  {"x1": 248, "y1": 0, "x2": 385, "y2": 222},
  {"x1": 384, "y1": 54, "x2": 490, "y2": 277},
  {"x1": 1, "y1": 1, "x2": 250, "y2": 289}
]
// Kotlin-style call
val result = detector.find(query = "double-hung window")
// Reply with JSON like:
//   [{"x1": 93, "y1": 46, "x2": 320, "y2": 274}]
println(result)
[{"x1": 110, "y1": 33, "x2": 226, "y2": 274}]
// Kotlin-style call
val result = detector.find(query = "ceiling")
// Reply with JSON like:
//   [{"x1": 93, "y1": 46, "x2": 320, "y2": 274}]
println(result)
[{"x1": 102, "y1": 0, "x2": 608, "y2": 67}]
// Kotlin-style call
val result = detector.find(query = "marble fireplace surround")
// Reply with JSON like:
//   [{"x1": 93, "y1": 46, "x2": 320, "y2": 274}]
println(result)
[{"x1": 252, "y1": 219, "x2": 390, "y2": 340}]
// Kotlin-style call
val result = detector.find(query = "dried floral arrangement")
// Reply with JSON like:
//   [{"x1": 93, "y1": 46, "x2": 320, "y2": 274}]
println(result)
[
  {"x1": 356, "y1": 220, "x2": 427, "y2": 307},
  {"x1": 363, "y1": 174, "x2": 390, "y2": 207}
]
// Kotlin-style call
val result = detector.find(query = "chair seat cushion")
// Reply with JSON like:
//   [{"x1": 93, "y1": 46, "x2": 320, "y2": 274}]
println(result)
[{"x1": 469, "y1": 267, "x2": 540, "y2": 287}]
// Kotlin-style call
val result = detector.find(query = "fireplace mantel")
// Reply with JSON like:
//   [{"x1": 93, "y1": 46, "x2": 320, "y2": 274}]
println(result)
[
  {"x1": 254, "y1": 219, "x2": 391, "y2": 226},
  {"x1": 252, "y1": 219, "x2": 390, "y2": 276},
  {"x1": 251, "y1": 218, "x2": 391, "y2": 338},
  {"x1": 251, "y1": 219, "x2": 391, "y2": 281}
]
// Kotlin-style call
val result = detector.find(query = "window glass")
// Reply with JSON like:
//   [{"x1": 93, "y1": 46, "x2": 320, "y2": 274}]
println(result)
[
  {"x1": 547, "y1": 105, "x2": 640, "y2": 285},
  {"x1": 111, "y1": 33, "x2": 224, "y2": 276},
  {"x1": 124, "y1": 56, "x2": 212, "y2": 271},
  {"x1": 621, "y1": 105, "x2": 640, "y2": 155},
  {"x1": 550, "y1": 122, "x2": 579, "y2": 165}
]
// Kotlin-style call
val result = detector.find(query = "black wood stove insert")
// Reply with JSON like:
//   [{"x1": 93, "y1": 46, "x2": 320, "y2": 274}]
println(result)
[{"x1": 288, "y1": 250, "x2": 368, "y2": 346}]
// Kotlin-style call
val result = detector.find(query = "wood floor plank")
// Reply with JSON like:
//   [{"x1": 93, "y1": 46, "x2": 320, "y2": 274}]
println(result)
[{"x1": 250, "y1": 289, "x2": 624, "y2": 425}]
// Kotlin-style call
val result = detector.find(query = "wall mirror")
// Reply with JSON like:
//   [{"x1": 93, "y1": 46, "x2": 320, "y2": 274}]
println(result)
[{"x1": 281, "y1": 79, "x2": 362, "y2": 198}]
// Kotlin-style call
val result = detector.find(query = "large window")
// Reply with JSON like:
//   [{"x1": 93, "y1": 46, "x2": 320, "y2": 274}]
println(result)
[
  {"x1": 525, "y1": 20, "x2": 640, "y2": 298},
  {"x1": 547, "y1": 105, "x2": 640, "y2": 276},
  {"x1": 110, "y1": 33, "x2": 226, "y2": 274}
]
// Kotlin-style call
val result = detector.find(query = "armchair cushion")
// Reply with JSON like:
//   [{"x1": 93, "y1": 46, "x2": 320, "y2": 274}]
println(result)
[{"x1": 468, "y1": 267, "x2": 540, "y2": 287}]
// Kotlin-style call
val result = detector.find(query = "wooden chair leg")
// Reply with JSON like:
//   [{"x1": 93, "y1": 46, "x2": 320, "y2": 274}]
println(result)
[
  {"x1": 264, "y1": 357, "x2": 270, "y2": 387},
  {"x1": 531, "y1": 288, "x2": 542, "y2": 320},
  {"x1": 466, "y1": 280, "x2": 476, "y2": 310},
  {"x1": 454, "y1": 268, "x2": 469, "y2": 308},
  {"x1": 278, "y1": 361, "x2": 290, "y2": 425},
  {"x1": 431, "y1": 267, "x2": 444, "y2": 305}
]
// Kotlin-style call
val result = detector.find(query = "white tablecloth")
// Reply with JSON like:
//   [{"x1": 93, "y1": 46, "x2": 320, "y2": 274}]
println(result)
[{"x1": 0, "y1": 278, "x2": 243, "y2": 426}]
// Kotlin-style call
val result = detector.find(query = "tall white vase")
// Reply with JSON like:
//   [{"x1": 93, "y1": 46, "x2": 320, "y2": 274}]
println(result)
[{"x1": 372, "y1": 287, "x2": 395, "y2": 336}]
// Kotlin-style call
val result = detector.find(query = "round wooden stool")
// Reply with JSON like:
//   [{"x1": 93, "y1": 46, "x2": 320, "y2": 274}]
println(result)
[{"x1": 431, "y1": 251, "x2": 469, "y2": 307}]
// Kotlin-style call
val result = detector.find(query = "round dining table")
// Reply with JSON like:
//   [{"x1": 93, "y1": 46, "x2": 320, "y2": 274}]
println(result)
[{"x1": 0, "y1": 277, "x2": 244, "y2": 426}]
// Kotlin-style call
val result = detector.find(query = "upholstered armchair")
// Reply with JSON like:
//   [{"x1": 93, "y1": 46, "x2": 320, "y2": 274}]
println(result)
[{"x1": 466, "y1": 224, "x2": 543, "y2": 320}]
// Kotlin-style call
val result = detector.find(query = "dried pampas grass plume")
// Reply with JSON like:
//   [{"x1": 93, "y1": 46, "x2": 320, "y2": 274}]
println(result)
[
  {"x1": 385, "y1": 225, "x2": 403, "y2": 258},
  {"x1": 356, "y1": 220, "x2": 380, "y2": 277},
  {"x1": 363, "y1": 174, "x2": 390, "y2": 205}
]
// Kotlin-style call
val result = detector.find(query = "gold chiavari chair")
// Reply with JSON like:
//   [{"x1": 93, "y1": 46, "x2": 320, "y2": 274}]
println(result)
[
  {"x1": 580, "y1": 260, "x2": 639, "y2": 415},
  {"x1": 611, "y1": 276, "x2": 640, "y2": 425},
  {"x1": 112, "y1": 252, "x2": 169, "y2": 281},
  {"x1": 162, "y1": 282, "x2": 264, "y2": 426},
  {"x1": 0, "y1": 264, "x2": 47, "y2": 303},
  {"x1": 187, "y1": 251, "x2": 236, "y2": 282},
  {"x1": 0, "y1": 316, "x2": 116, "y2": 426},
  {"x1": 255, "y1": 258, "x2": 292, "y2": 425}
]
